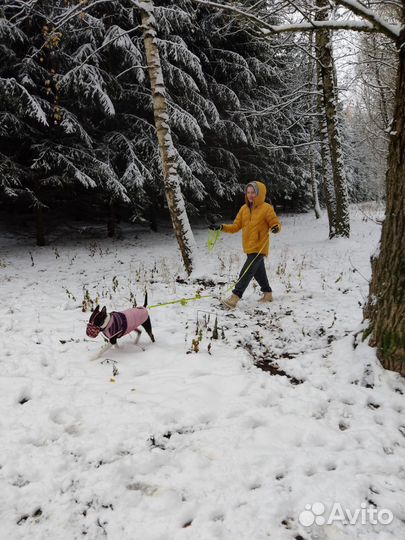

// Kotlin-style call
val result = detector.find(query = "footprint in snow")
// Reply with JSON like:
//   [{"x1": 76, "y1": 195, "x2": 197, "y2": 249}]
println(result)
[
  {"x1": 17, "y1": 388, "x2": 32, "y2": 405},
  {"x1": 190, "y1": 370, "x2": 211, "y2": 377},
  {"x1": 339, "y1": 421, "x2": 350, "y2": 431}
]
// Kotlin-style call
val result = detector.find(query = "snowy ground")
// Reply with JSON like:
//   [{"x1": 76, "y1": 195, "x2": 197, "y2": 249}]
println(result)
[{"x1": 1, "y1": 205, "x2": 404, "y2": 540}]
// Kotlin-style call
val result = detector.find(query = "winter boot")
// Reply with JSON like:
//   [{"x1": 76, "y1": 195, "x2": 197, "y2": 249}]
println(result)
[
  {"x1": 258, "y1": 292, "x2": 273, "y2": 303},
  {"x1": 221, "y1": 293, "x2": 240, "y2": 309}
]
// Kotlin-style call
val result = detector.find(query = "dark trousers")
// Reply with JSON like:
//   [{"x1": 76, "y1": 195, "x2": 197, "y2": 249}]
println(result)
[{"x1": 233, "y1": 253, "x2": 272, "y2": 299}]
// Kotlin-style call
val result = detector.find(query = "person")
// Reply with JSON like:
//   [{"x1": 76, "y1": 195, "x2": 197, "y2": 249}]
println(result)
[{"x1": 210, "y1": 181, "x2": 281, "y2": 309}]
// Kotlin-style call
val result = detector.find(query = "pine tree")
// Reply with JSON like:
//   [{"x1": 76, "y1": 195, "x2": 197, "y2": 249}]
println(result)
[
  {"x1": 1, "y1": 0, "x2": 313, "y2": 235},
  {"x1": 0, "y1": 1, "x2": 130, "y2": 242}
]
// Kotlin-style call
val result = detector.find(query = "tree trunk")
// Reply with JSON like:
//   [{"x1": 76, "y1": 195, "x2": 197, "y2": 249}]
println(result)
[
  {"x1": 310, "y1": 150, "x2": 321, "y2": 219},
  {"x1": 36, "y1": 206, "x2": 45, "y2": 246},
  {"x1": 316, "y1": 0, "x2": 350, "y2": 237},
  {"x1": 307, "y1": 32, "x2": 321, "y2": 219},
  {"x1": 370, "y1": 33, "x2": 390, "y2": 129},
  {"x1": 316, "y1": 56, "x2": 336, "y2": 236},
  {"x1": 363, "y1": 23, "x2": 405, "y2": 375},
  {"x1": 139, "y1": 0, "x2": 196, "y2": 274}
]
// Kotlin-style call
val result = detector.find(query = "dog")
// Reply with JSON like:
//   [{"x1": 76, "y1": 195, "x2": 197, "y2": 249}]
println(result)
[{"x1": 86, "y1": 294, "x2": 155, "y2": 359}]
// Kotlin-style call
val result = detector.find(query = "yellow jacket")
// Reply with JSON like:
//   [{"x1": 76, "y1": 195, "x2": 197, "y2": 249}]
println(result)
[{"x1": 222, "y1": 181, "x2": 281, "y2": 256}]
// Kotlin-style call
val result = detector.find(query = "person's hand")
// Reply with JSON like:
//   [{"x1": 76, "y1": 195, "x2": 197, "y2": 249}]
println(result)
[
  {"x1": 209, "y1": 223, "x2": 222, "y2": 231},
  {"x1": 271, "y1": 225, "x2": 280, "y2": 234}
]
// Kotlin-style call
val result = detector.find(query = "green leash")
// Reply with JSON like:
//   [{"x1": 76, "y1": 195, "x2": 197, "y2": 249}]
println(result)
[
  {"x1": 223, "y1": 239, "x2": 268, "y2": 293},
  {"x1": 149, "y1": 238, "x2": 268, "y2": 309},
  {"x1": 207, "y1": 229, "x2": 221, "y2": 252},
  {"x1": 149, "y1": 294, "x2": 212, "y2": 309}
]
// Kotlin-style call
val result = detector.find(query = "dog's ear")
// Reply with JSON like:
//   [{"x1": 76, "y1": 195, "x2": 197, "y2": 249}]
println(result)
[
  {"x1": 89, "y1": 304, "x2": 100, "y2": 323},
  {"x1": 100, "y1": 306, "x2": 107, "y2": 318}
]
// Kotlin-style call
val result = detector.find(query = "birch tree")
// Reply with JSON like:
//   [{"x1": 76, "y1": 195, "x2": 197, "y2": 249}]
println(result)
[{"x1": 138, "y1": 0, "x2": 196, "y2": 274}]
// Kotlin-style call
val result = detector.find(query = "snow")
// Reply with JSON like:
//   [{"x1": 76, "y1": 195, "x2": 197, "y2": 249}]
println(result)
[
  {"x1": 264, "y1": 20, "x2": 376, "y2": 33},
  {"x1": 1, "y1": 205, "x2": 404, "y2": 540}
]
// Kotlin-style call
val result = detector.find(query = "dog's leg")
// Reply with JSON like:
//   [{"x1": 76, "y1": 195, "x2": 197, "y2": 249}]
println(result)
[
  {"x1": 132, "y1": 329, "x2": 145, "y2": 351},
  {"x1": 141, "y1": 317, "x2": 155, "y2": 343},
  {"x1": 90, "y1": 341, "x2": 113, "y2": 361},
  {"x1": 133, "y1": 329, "x2": 141, "y2": 345},
  {"x1": 131, "y1": 330, "x2": 145, "y2": 352}
]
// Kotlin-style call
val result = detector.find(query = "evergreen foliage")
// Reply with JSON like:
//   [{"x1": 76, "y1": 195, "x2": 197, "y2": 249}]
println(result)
[{"x1": 0, "y1": 0, "x2": 369, "y2": 233}]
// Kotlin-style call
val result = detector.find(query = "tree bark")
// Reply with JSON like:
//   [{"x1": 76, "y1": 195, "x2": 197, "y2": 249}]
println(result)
[
  {"x1": 363, "y1": 22, "x2": 405, "y2": 375},
  {"x1": 310, "y1": 150, "x2": 321, "y2": 219},
  {"x1": 316, "y1": 0, "x2": 350, "y2": 237},
  {"x1": 316, "y1": 53, "x2": 336, "y2": 236},
  {"x1": 139, "y1": 0, "x2": 196, "y2": 274},
  {"x1": 370, "y1": 33, "x2": 390, "y2": 129},
  {"x1": 307, "y1": 32, "x2": 321, "y2": 219}
]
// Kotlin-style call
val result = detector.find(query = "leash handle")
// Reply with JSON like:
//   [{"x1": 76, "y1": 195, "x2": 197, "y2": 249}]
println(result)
[{"x1": 207, "y1": 229, "x2": 221, "y2": 252}]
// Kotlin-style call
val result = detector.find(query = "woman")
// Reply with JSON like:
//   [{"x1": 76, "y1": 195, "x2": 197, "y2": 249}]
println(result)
[{"x1": 210, "y1": 181, "x2": 281, "y2": 309}]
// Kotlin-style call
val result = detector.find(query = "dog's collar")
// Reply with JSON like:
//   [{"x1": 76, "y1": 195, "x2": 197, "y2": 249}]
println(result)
[{"x1": 100, "y1": 314, "x2": 111, "y2": 330}]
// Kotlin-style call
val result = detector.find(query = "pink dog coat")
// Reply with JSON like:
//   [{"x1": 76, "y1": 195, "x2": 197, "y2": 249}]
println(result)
[{"x1": 103, "y1": 307, "x2": 149, "y2": 340}]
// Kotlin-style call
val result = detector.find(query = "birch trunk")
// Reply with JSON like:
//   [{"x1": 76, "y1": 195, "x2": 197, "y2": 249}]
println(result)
[
  {"x1": 316, "y1": 0, "x2": 350, "y2": 237},
  {"x1": 363, "y1": 22, "x2": 405, "y2": 375},
  {"x1": 139, "y1": 0, "x2": 196, "y2": 274}
]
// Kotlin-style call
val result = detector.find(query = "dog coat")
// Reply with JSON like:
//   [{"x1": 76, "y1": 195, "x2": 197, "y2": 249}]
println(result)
[{"x1": 103, "y1": 307, "x2": 149, "y2": 340}]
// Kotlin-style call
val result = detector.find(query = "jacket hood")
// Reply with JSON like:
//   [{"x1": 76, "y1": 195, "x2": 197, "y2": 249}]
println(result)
[{"x1": 245, "y1": 181, "x2": 266, "y2": 207}]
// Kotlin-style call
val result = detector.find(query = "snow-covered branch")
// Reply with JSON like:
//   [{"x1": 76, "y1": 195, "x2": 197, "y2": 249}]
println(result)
[
  {"x1": 59, "y1": 26, "x2": 143, "y2": 88},
  {"x1": 192, "y1": 0, "x2": 400, "y2": 38},
  {"x1": 336, "y1": 0, "x2": 400, "y2": 39}
]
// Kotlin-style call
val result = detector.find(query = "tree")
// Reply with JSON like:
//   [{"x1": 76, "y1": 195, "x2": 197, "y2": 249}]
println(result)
[
  {"x1": 315, "y1": 0, "x2": 349, "y2": 237},
  {"x1": 138, "y1": 0, "x2": 196, "y2": 274},
  {"x1": 306, "y1": 31, "x2": 321, "y2": 219},
  {"x1": 0, "y1": 1, "x2": 130, "y2": 244},
  {"x1": 349, "y1": 25, "x2": 398, "y2": 201},
  {"x1": 316, "y1": 58, "x2": 336, "y2": 235},
  {"x1": 363, "y1": 23, "x2": 405, "y2": 375}
]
